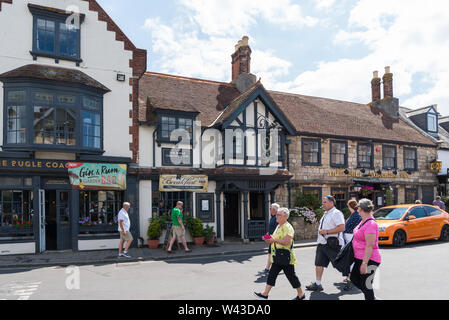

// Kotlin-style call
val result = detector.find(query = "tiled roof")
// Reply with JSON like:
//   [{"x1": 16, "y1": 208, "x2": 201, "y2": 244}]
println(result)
[
  {"x1": 0, "y1": 64, "x2": 110, "y2": 92},
  {"x1": 139, "y1": 72, "x2": 436, "y2": 146}
]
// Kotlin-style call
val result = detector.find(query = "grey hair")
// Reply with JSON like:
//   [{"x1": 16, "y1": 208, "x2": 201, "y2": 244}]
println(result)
[
  {"x1": 278, "y1": 207, "x2": 290, "y2": 219},
  {"x1": 123, "y1": 202, "x2": 131, "y2": 208},
  {"x1": 358, "y1": 199, "x2": 374, "y2": 213},
  {"x1": 271, "y1": 203, "x2": 280, "y2": 211}
]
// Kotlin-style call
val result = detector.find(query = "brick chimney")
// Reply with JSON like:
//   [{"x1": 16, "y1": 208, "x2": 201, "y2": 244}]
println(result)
[
  {"x1": 383, "y1": 66, "x2": 393, "y2": 98},
  {"x1": 371, "y1": 71, "x2": 381, "y2": 102},
  {"x1": 232, "y1": 36, "x2": 252, "y2": 82}
]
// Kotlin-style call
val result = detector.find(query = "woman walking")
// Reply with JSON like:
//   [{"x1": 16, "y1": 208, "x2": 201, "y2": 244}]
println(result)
[
  {"x1": 254, "y1": 208, "x2": 305, "y2": 300},
  {"x1": 350, "y1": 199, "x2": 382, "y2": 300},
  {"x1": 342, "y1": 200, "x2": 362, "y2": 290}
]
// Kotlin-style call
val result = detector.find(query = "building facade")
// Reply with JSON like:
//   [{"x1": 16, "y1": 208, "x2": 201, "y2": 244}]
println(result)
[{"x1": 0, "y1": 0, "x2": 146, "y2": 255}]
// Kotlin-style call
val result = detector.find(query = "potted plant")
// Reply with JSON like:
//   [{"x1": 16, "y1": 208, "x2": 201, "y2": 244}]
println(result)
[
  {"x1": 190, "y1": 218, "x2": 205, "y2": 246},
  {"x1": 147, "y1": 218, "x2": 162, "y2": 249},
  {"x1": 203, "y1": 225, "x2": 215, "y2": 245}
]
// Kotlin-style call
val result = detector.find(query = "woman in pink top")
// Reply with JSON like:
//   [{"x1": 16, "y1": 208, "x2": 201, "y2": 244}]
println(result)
[{"x1": 350, "y1": 198, "x2": 381, "y2": 300}]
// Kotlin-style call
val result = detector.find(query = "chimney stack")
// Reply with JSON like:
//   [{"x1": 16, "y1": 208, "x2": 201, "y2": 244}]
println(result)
[
  {"x1": 371, "y1": 71, "x2": 381, "y2": 102},
  {"x1": 232, "y1": 36, "x2": 252, "y2": 82},
  {"x1": 383, "y1": 66, "x2": 393, "y2": 98}
]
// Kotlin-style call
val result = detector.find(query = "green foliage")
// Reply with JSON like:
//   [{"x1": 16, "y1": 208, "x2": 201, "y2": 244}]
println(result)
[
  {"x1": 442, "y1": 196, "x2": 449, "y2": 212},
  {"x1": 147, "y1": 219, "x2": 162, "y2": 240},
  {"x1": 183, "y1": 215, "x2": 195, "y2": 230},
  {"x1": 203, "y1": 224, "x2": 214, "y2": 241},
  {"x1": 149, "y1": 215, "x2": 170, "y2": 230},
  {"x1": 190, "y1": 218, "x2": 204, "y2": 237},
  {"x1": 385, "y1": 189, "x2": 393, "y2": 206},
  {"x1": 341, "y1": 208, "x2": 351, "y2": 220},
  {"x1": 294, "y1": 190, "x2": 321, "y2": 210},
  {"x1": 314, "y1": 208, "x2": 325, "y2": 221}
]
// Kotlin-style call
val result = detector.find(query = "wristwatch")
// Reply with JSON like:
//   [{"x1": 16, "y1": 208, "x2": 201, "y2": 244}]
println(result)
[{"x1": 326, "y1": 230, "x2": 329, "y2": 235}]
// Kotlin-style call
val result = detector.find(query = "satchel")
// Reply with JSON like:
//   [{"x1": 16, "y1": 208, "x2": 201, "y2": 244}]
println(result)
[
  {"x1": 273, "y1": 242, "x2": 293, "y2": 266},
  {"x1": 334, "y1": 219, "x2": 374, "y2": 274},
  {"x1": 326, "y1": 237, "x2": 340, "y2": 250}
]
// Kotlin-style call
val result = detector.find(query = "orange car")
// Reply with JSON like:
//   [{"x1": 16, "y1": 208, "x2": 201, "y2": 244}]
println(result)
[{"x1": 374, "y1": 204, "x2": 449, "y2": 247}]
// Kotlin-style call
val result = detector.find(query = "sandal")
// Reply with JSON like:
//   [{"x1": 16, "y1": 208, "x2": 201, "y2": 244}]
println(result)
[{"x1": 185, "y1": 249, "x2": 192, "y2": 253}]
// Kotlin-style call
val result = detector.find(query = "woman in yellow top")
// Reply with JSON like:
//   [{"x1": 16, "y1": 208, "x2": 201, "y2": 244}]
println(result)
[{"x1": 254, "y1": 208, "x2": 305, "y2": 300}]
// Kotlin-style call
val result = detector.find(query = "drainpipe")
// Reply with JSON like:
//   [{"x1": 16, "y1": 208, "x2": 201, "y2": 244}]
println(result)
[{"x1": 152, "y1": 127, "x2": 157, "y2": 168}]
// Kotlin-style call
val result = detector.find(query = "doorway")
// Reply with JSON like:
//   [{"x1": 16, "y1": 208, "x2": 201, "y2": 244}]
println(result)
[
  {"x1": 224, "y1": 192, "x2": 239, "y2": 238},
  {"x1": 44, "y1": 190, "x2": 71, "y2": 251}
]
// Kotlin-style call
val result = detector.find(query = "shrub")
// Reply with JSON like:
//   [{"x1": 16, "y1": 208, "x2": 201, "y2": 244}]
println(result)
[
  {"x1": 294, "y1": 190, "x2": 321, "y2": 210},
  {"x1": 290, "y1": 207, "x2": 318, "y2": 224},
  {"x1": 190, "y1": 218, "x2": 204, "y2": 237},
  {"x1": 147, "y1": 219, "x2": 162, "y2": 240},
  {"x1": 341, "y1": 208, "x2": 351, "y2": 220},
  {"x1": 203, "y1": 224, "x2": 214, "y2": 241}
]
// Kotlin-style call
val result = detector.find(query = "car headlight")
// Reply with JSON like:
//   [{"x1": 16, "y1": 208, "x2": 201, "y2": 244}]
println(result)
[{"x1": 379, "y1": 226, "x2": 386, "y2": 232}]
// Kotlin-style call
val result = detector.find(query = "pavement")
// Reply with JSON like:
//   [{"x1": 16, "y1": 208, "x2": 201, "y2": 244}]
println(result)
[{"x1": 0, "y1": 239, "x2": 318, "y2": 269}]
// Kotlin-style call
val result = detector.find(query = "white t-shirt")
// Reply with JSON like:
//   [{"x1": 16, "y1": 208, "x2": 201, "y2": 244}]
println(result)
[
  {"x1": 317, "y1": 207, "x2": 345, "y2": 246},
  {"x1": 117, "y1": 208, "x2": 130, "y2": 232}
]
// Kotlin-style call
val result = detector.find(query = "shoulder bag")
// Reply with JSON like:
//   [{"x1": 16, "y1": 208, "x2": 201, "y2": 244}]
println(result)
[
  {"x1": 333, "y1": 218, "x2": 374, "y2": 274},
  {"x1": 273, "y1": 241, "x2": 293, "y2": 266}
]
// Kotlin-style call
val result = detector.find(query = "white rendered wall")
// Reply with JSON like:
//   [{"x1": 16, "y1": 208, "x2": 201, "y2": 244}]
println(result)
[
  {"x1": 139, "y1": 180, "x2": 152, "y2": 241},
  {"x1": 0, "y1": 242, "x2": 35, "y2": 255},
  {"x1": 0, "y1": 0, "x2": 134, "y2": 158}
]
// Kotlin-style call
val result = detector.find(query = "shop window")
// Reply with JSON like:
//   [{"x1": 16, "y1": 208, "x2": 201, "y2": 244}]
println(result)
[
  {"x1": 404, "y1": 148, "x2": 418, "y2": 171},
  {"x1": 331, "y1": 188, "x2": 347, "y2": 211},
  {"x1": 330, "y1": 141, "x2": 347, "y2": 167},
  {"x1": 302, "y1": 187, "x2": 322, "y2": 202},
  {"x1": 302, "y1": 138, "x2": 321, "y2": 166},
  {"x1": 405, "y1": 188, "x2": 418, "y2": 204},
  {"x1": 152, "y1": 187, "x2": 193, "y2": 218},
  {"x1": 250, "y1": 192, "x2": 265, "y2": 220},
  {"x1": 0, "y1": 190, "x2": 34, "y2": 232},
  {"x1": 79, "y1": 191, "x2": 123, "y2": 231}
]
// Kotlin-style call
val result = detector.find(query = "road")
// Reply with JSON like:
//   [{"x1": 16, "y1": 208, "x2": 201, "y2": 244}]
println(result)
[{"x1": 1, "y1": 240, "x2": 449, "y2": 300}]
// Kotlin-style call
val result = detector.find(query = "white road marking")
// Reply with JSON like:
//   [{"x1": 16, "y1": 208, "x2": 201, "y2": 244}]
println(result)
[{"x1": 0, "y1": 281, "x2": 42, "y2": 300}]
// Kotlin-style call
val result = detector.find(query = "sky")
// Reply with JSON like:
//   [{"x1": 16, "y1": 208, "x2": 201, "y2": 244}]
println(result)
[{"x1": 98, "y1": 0, "x2": 449, "y2": 115}]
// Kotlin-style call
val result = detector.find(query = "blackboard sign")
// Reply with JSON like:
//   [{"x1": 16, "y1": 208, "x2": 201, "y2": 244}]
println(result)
[
  {"x1": 196, "y1": 193, "x2": 214, "y2": 222},
  {"x1": 162, "y1": 148, "x2": 191, "y2": 166}
]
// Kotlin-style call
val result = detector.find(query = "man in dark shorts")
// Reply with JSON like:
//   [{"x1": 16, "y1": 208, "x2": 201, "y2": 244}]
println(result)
[
  {"x1": 261, "y1": 203, "x2": 280, "y2": 274},
  {"x1": 306, "y1": 196, "x2": 345, "y2": 292}
]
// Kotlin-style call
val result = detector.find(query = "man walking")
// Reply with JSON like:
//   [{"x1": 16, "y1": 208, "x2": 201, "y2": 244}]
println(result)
[
  {"x1": 306, "y1": 196, "x2": 345, "y2": 292},
  {"x1": 118, "y1": 202, "x2": 133, "y2": 258},
  {"x1": 261, "y1": 203, "x2": 280, "y2": 274},
  {"x1": 433, "y1": 196, "x2": 446, "y2": 210},
  {"x1": 167, "y1": 201, "x2": 191, "y2": 253}
]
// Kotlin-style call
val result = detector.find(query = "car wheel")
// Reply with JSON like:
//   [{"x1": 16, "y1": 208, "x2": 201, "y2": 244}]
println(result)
[
  {"x1": 439, "y1": 225, "x2": 449, "y2": 242},
  {"x1": 393, "y1": 230, "x2": 407, "y2": 247}
]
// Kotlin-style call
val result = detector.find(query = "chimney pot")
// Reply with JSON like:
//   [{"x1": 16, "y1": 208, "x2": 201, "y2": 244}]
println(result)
[
  {"x1": 383, "y1": 67, "x2": 393, "y2": 98},
  {"x1": 231, "y1": 36, "x2": 252, "y2": 82},
  {"x1": 385, "y1": 66, "x2": 391, "y2": 74},
  {"x1": 242, "y1": 36, "x2": 249, "y2": 46},
  {"x1": 373, "y1": 71, "x2": 379, "y2": 78}
]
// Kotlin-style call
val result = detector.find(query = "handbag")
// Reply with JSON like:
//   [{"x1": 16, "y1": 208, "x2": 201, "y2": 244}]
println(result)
[
  {"x1": 273, "y1": 242, "x2": 293, "y2": 266},
  {"x1": 334, "y1": 219, "x2": 374, "y2": 274},
  {"x1": 320, "y1": 214, "x2": 341, "y2": 250}
]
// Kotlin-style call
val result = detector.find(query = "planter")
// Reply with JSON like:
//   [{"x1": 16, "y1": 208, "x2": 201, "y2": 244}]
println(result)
[
  {"x1": 147, "y1": 239, "x2": 159, "y2": 249},
  {"x1": 289, "y1": 216, "x2": 319, "y2": 240},
  {"x1": 193, "y1": 236, "x2": 205, "y2": 246},
  {"x1": 206, "y1": 233, "x2": 215, "y2": 245}
]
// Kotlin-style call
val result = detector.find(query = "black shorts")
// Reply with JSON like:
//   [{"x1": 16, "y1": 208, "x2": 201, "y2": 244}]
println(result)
[{"x1": 315, "y1": 244, "x2": 341, "y2": 268}]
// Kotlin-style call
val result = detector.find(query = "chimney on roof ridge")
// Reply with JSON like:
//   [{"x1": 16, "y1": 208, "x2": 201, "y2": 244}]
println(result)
[
  {"x1": 370, "y1": 66, "x2": 399, "y2": 120},
  {"x1": 383, "y1": 66, "x2": 393, "y2": 98},
  {"x1": 231, "y1": 36, "x2": 256, "y2": 92},
  {"x1": 371, "y1": 71, "x2": 381, "y2": 102}
]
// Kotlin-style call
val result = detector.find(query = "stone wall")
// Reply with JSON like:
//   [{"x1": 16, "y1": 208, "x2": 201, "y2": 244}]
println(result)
[{"x1": 289, "y1": 216, "x2": 319, "y2": 241}]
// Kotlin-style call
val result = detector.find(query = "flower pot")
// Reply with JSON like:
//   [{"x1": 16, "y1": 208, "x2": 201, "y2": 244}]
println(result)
[
  {"x1": 193, "y1": 236, "x2": 205, "y2": 246},
  {"x1": 147, "y1": 239, "x2": 159, "y2": 249},
  {"x1": 206, "y1": 233, "x2": 215, "y2": 245}
]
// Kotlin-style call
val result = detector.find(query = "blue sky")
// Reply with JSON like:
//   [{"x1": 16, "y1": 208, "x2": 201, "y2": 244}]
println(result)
[{"x1": 98, "y1": 0, "x2": 449, "y2": 115}]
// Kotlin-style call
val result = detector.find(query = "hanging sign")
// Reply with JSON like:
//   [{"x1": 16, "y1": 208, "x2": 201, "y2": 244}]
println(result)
[
  {"x1": 67, "y1": 163, "x2": 127, "y2": 190},
  {"x1": 159, "y1": 175, "x2": 208, "y2": 192},
  {"x1": 430, "y1": 161, "x2": 442, "y2": 174}
]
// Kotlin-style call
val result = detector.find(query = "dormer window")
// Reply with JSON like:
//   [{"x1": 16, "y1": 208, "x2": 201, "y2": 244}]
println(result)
[
  {"x1": 157, "y1": 112, "x2": 196, "y2": 143},
  {"x1": 428, "y1": 112, "x2": 437, "y2": 133}
]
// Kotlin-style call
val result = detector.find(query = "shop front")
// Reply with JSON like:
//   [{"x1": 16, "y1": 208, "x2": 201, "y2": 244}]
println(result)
[{"x1": 0, "y1": 157, "x2": 133, "y2": 255}]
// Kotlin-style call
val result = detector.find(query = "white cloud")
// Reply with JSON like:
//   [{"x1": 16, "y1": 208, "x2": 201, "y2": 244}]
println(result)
[
  {"x1": 315, "y1": 0, "x2": 336, "y2": 10},
  {"x1": 278, "y1": 0, "x2": 449, "y2": 114}
]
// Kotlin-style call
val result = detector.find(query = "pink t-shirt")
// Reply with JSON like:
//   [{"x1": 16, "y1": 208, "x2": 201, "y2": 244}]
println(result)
[{"x1": 352, "y1": 219, "x2": 381, "y2": 264}]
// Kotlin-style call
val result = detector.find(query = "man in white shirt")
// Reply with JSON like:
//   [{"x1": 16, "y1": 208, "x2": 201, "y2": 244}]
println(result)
[
  {"x1": 306, "y1": 196, "x2": 345, "y2": 292},
  {"x1": 118, "y1": 202, "x2": 133, "y2": 258}
]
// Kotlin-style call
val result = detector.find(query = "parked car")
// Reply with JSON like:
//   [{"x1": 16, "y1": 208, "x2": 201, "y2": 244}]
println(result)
[{"x1": 374, "y1": 204, "x2": 449, "y2": 247}]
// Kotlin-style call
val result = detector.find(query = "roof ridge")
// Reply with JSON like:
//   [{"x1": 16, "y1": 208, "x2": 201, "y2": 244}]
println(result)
[
  {"x1": 144, "y1": 72, "x2": 234, "y2": 86},
  {"x1": 268, "y1": 89, "x2": 367, "y2": 107}
]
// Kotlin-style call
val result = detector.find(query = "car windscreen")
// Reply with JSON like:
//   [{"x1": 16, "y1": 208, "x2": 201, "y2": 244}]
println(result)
[{"x1": 374, "y1": 207, "x2": 409, "y2": 220}]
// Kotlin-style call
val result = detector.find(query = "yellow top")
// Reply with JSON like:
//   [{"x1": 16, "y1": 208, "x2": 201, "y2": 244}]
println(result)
[{"x1": 270, "y1": 222, "x2": 297, "y2": 266}]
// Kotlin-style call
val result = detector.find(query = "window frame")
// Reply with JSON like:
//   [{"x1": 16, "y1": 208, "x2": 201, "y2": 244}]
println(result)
[
  {"x1": 3, "y1": 82, "x2": 104, "y2": 154},
  {"x1": 382, "y1": 145, "x2": 397, "y2": 170},
  {"x1": 357, "y1": 142, "x2": 374, "y2": 169},
  {"x1": 403, "y1": 147, "x2": 418, "y2": 171},
  {"x1": 29, "y1": 7, "x2": 83, "y2": 65},
  {"x1": 301, "y1": 138, "x2": 322, "y2": 166},
  {"x1": 329, "y1": 140, "x2": 348, "y2": 168},
  {"x1": 427, "y1": 110, "x2": 438, "y2": 133},
  {"x1": 156, "y1": 112, "x2": 196, "y2": 144}
]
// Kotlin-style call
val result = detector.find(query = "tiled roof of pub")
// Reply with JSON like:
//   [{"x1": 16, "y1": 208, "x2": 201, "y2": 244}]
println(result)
[
  {"x1": 139, "y1": 72, "x2": 436, "y2": 146},
  {"x1": 0, "y1": 64, "x2": 110, "y2": 92}
]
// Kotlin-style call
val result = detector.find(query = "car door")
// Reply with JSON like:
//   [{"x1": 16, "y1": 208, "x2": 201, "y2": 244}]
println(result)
[
  {"x1": 424, "y1": 206, "x2": 445, "y2": 238},
  {"x1": 404, "y1": 207, "x2": 430, "y2": 240}
]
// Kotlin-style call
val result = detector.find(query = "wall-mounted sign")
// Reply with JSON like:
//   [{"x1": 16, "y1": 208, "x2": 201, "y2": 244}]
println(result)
[
  {"x1": 430, "y1": 161, "x2": 442, "y2": 174},
  {"x1": 0, "y1": 159, "x2": 70, "y2": 172},
  {"x1": 329, "y1": 169, "x2": 411, "y2": 179},
  {"x1": 162, "y1": 148, "x2": 192, "y2": 166},
  {"x1": 159, "y1": 175, "x2": 208, "y2": 192},
  {"x1": 68, "y1": 163, "x2": 127, "y2": 190}
]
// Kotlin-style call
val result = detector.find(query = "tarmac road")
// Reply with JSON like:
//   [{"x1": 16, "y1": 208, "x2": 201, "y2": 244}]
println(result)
[{"x1": 1, "y1": 239, "x2": 448, "y2": 300}]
